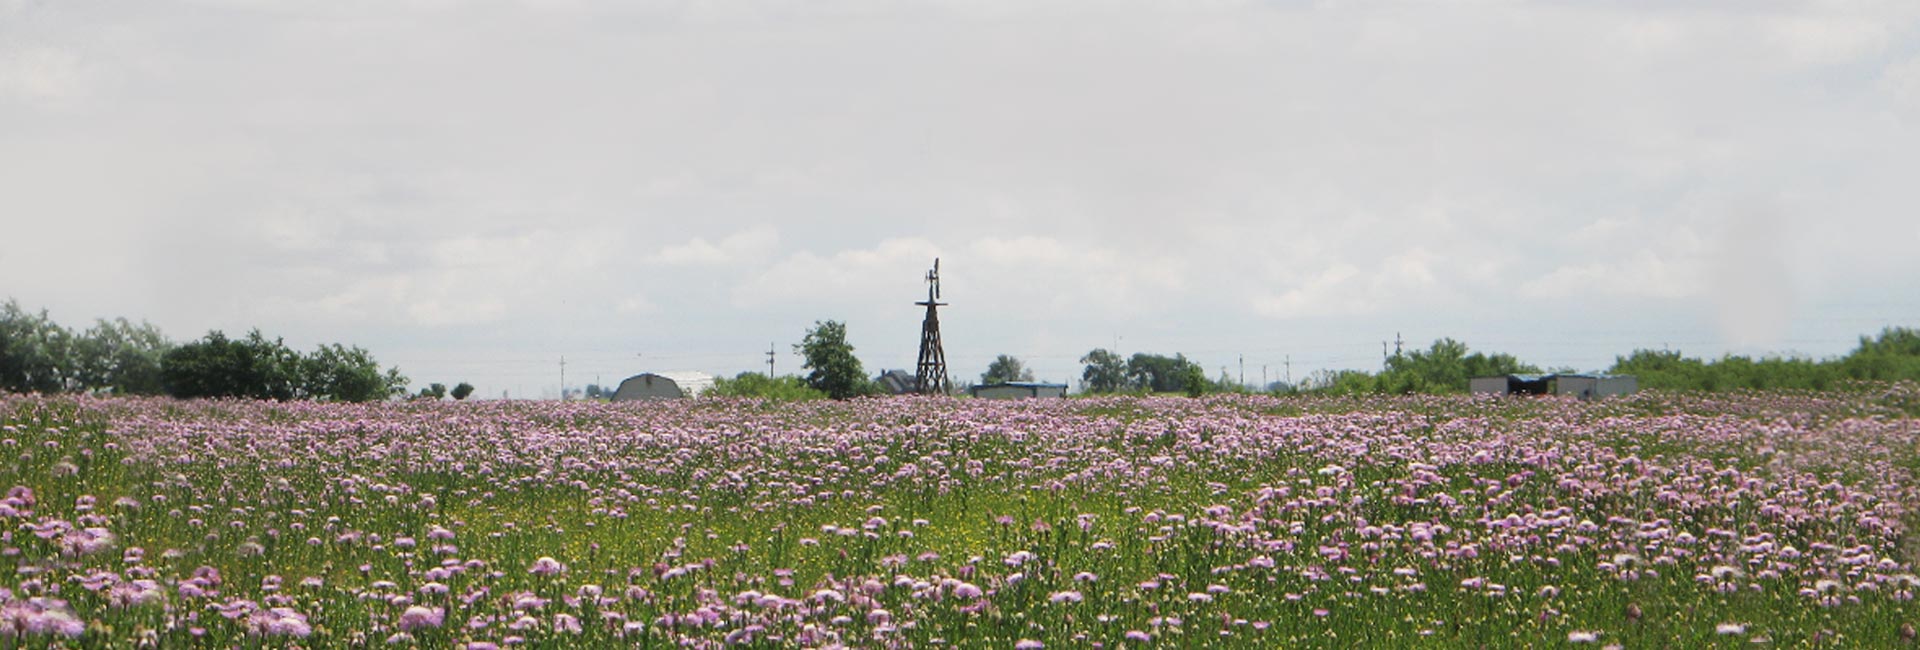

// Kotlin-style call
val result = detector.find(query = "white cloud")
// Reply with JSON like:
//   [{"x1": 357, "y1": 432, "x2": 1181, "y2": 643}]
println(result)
[
  {"x1": 732, "y1": 238, "x2": 943, "y2": 308},
  {"x1": 4, "y1": 0, "x2": 1919, "y2": 393},
  {"x1": 651, "y1": 226, "x2": 780, "y2": 266},
  {"x1": 1517, "y1": 251, "x2": 1706, "y2": 302},
  {"x1": 1883, "y1": 55, "x2": 1920, "y2": 121},
  {"x1": 1252, "y1": 248, "x2": 1448, "y2": 319},
  {"x1": 1707, "y1": 208, "x2": 1795, "y2": 347},
  {"x1": 1759, "y1": 14, "x2": 1892, "y2": 67},
  {"x1": 0, "y1": 47, "x2": 87, "y2": 105}
]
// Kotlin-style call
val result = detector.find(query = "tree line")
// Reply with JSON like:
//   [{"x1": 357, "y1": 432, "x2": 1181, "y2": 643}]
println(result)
[
  {"x1": 1607, "y1": 327, "x2": 1920, "y2": 392},
  {"x1": 14, "y1": 299, "x2": 1918, "y2": 402},
  {"x1": 0, "y1": 299, "x2": 418, "y2": 402},
  {"x1": 1267, "y1": 328, "x2": 1920, "y2": 396}
]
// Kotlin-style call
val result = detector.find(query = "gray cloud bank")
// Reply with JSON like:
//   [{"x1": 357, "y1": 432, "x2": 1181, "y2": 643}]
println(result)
[{"x1": 4, "y1": 0, "x2": 1918, "y2": 396}]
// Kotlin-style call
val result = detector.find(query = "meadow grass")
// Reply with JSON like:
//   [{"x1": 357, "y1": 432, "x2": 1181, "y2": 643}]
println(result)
[{"x1": 1, "y1": 390, "x2": 1916, "y2": 647}]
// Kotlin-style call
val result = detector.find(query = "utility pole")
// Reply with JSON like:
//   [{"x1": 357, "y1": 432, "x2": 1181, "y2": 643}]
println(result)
[
  {"x1": 766, "y1": 342, "x2": 776, "y2": 378},
  {"x1": 1395, "y1": 332, "x2": 1404, "y2": 357},
  {"x1": 1262, "y1": 365, "x2": 1268, "y2": 391},
  {"x1": 1239, "y1": 355, "x2": 1245, "y2": 389},
  {"x1": 559, "y1": 356, "x2": 566, "y2": 401},
  {"x1": 1285, "y1": 354, "x2": 1292, "y2": 386}
]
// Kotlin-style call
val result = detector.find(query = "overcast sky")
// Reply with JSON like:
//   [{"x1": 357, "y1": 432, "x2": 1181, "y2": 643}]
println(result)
[{"x1": 4, "y1": 0, "x2": 1918, "y2": 397}]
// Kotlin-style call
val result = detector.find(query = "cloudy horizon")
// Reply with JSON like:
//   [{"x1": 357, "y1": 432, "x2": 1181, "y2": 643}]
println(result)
[{"x1": 4, "y1": 0, "x2": 1917, "y2": 397}]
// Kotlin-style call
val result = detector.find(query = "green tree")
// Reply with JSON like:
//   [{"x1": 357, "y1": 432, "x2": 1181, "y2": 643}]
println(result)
[
  {"x1": 981, "y1": 354, "x2": 1035, "y2": 385},
  {"x1": 1373, "y1": 338, "x2": 1542, "y2": 394},
  {"x1": 73, "y1": 317, "x2": 172, "y2": 395},
  {"x1": 1078, "y1": 348, "x2": 1127, "y2": 393},
  {"x1": 795, "y1": 320, "x2": 876, "y2": 399},
  {"x1": 1125, "y1": 353, "x2": 1203, "y2": 393},
  {"x1": 1841, "y1": 327, "x2": 1920, "y2": 382},
  {"x1": 0, "y1": 299, "x2": 78, "y2": 393},
  {"x1": 418, "y1": 383, "x2": 448, "y2": 400},
  {"x1": 1184, "y1": 363, "x2": 1211, "y2": 398},
  {"x1": 1378, "y1": 338, "x2": 1471, "y2": 394},
  {"x1": 162, "y1": 330, "x2": 304, "y2": 400},
  {"x1": 163, "y1": 330, "x2": 403, "y2": 402},
  {"x1": 451, "y1": 382, "x2": 475, "y2": 401},
  {"x1": 303, "y1": 343, "x2": 407, "y2": 402}
]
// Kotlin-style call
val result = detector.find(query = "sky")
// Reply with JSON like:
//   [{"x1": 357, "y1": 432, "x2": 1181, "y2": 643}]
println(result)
[{"x1": 4, "y1": 0, "x2": 1919, "y2": 398}]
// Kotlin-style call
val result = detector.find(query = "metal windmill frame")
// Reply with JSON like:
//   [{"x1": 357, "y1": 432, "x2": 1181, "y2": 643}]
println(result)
[{"x1": 914, "y1": 258, "x2": 951, "y2": 395}]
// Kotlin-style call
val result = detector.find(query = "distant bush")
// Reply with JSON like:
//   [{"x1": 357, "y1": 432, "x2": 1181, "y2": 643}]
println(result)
[
  {"x1": 1608, "y1": 327, "x2": 1920, "y2": 392},
  {"x1": 162, "y1": 330, "x2": 407, "y2": 403},
  {"x1": 2, "y1": 299, "x2": 171, "y2": 395},
  {"x1": 710, "y1": 372, "x2": 827, "y2": 401},
  {"x1": 1299, "y1": 338, "x2": 1542, "y2": 395},
  {"x1": 3, "y1": 298, "x2": 407, "y2": 402}
]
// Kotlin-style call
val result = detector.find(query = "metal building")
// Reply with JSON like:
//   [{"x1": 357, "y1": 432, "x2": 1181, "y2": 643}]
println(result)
[
  {"x1": 1553, "y1": 374, "x2": 1638, "y2": 400},
  {"x1": 610, "y1": 372, "x2": 715, "y2": 401},
  {"x1": 1470, "y1": 373, "x2": 1636, "y2": 400},
  {"x1": 969, "y1": 381, "x2": 1069, "y2": 400}
]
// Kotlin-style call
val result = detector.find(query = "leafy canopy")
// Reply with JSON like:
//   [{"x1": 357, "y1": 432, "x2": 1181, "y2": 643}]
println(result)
[
  {"x1": 981, "y1": 354, "x2": 1035, "y2": 385},
  {"x1": 795, "y1": 320, "x2": 877, "y2": 400}
]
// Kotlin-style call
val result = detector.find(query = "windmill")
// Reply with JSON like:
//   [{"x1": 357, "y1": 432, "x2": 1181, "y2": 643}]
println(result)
[{"x1": 914, "y1": 258, "x2": 951, "y2": 395}]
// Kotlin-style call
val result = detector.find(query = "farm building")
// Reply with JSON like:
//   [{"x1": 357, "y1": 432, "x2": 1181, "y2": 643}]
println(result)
[
  {"x1": 969, "y1": 381, "x2": 1069, "y2": 400},
  {"x1": 610, "y1": 372, "x2": 715, "y2": 401},
  {"x1": 1470, "y1": 373, "x2": 1636, "y2": 400},
  {"x1": 876, "y1": 369, "x2": 917, "y2": 395},
  {"x1": 1555, "y1": 374, "x2": 1638, "y2": 399}
]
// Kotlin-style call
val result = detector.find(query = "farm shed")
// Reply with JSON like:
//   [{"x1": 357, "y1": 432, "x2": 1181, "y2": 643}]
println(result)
[
  {"x1": 876, "y1": 369, "x2": 917, "y2": 395},
  {"x1": 1553, "y1": 374, "x2": 1637, "y2": 400},
  {"x1": 1470, "y1": 373, "x2": 1636, "y2": 400},
  {"x1": 969, "y1": 381, "x2": 1068, "y2": 400},
  {"x1": 1471, "y1": 374, "x2": 1553, "y2": 396},
  {"x1": 611, "y1": 372, "x2": 714, "y2": 401}
]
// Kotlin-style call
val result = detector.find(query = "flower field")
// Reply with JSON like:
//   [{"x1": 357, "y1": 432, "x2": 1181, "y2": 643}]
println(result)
[{"x1": 3, "y1": 389, "x2": 1920, "y2": 648}]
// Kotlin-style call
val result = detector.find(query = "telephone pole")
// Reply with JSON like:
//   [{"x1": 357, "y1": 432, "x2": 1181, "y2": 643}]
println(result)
[
  {"x1": 558, "y1": 356, "x2": 567, "y2": 401},
  {"x1": 1238, "y1": 355, "x2": 1245, "y2": 389},
  {"x1": 766, "y1": 342, "x2": 776, "y2": 378}
]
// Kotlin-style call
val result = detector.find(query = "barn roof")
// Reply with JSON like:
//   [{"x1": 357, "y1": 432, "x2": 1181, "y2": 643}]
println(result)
[{"x1": 635, "y1": 371, "x2": 714, "y2": 385}]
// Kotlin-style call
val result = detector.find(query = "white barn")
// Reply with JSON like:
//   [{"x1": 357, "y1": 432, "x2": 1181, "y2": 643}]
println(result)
[{"x1": 611, "y1": 372, "x2": 715, "y2": 401}]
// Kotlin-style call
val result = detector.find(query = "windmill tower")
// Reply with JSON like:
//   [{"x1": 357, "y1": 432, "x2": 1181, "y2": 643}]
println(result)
[{"x1": 915, "y1": 258, "x2": 951, "y2": 395}]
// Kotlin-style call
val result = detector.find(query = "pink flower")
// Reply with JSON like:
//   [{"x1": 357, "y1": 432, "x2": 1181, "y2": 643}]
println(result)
[
  {"x1": 528, "y1": 557, "x2": 566, "y2": 576},
  {"x1": 398, "y1": 606, "x2": 445, "y2": 631}
]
